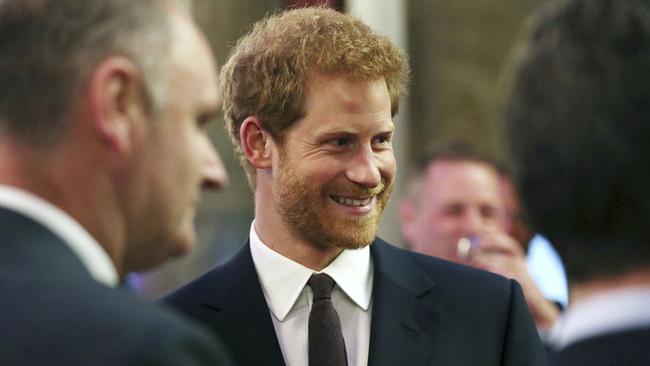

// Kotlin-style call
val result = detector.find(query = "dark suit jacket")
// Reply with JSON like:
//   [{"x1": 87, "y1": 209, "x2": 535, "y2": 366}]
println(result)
[
  {"x1": 551, "y1": 327, "x2": 650, "y2": 366},
  {"x1": 164, "y1": 238, "x2": 547, "y2": 365},
  {"x1": 0, "y1": 207, "x2": 233, "y2": 366}
]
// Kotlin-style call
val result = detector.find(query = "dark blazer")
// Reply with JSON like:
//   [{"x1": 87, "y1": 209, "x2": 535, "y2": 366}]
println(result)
[
  {"x1": 551, "y1": 327, "x2": 650, "y2": 366},
  {"x1": 0, "y1": 207, "x2": 233, "y2": 366},
  {"x1": 164, "y1": 238, "x2": 547, "y2": 365}
]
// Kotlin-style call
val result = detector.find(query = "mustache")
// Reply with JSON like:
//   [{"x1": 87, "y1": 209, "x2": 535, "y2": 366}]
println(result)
[{"x1": 331, "y1": 179, "x2": 389, "y2": 197}]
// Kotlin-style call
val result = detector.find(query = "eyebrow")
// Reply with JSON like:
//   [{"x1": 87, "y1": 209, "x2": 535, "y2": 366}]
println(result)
[
  {"x1": 317, "y1": 123, "x2": 395, "y2": 136},
  {"x1": 197, "y1": 107, "x2": 220, "y2": 125},
  {"x1": 202, "y1": 90, "x2": 223, "y2": 119}
]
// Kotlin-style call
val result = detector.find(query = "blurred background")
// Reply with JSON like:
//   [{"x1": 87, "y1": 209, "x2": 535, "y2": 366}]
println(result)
[{"x1": 133, "y1": 0, "x2": 550, "y2": 298}]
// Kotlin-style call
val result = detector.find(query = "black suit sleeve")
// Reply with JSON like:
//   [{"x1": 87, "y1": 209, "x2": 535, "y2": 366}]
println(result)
[
  {"x1": 502, "y1": 280, "x2": 549, "y2": 366},
  {"x1": 133, "y1": 323, "x2": 236, "y2": 366}
]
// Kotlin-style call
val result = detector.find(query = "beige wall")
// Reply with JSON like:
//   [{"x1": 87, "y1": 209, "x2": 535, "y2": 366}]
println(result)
[{"x1": 407, "y1": 0, "x2": 544, "y2": 162}]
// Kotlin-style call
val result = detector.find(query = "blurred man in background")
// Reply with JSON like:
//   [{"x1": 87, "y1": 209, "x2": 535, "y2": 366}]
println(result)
[
  {"x1": 0, "y1": 0, "x2": 231, "y2": 364},
  {"x1": 505, "y1": 0, "x2": 650, "y2": 364},
  {"x1": 400, "y1": 141, "x2": 564, "y2": 332}
]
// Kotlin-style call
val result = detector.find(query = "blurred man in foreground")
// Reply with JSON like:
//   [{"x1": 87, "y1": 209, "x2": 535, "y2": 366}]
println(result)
[
  {"x1": 505, "y1": 0, "x2": 650, "y2": 364},
  {"x1": 166, "y1": 7, "x2": 545, "y2": 366},
  {"x1": 499, "y1": 168, "x2": 568, "y2": 312},
  {"x1": 0, "y1": 0, "x2": 231, "y2": 364}
]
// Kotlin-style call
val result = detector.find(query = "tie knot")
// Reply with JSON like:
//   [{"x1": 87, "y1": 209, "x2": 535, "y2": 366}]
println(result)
[{"x1": 308, "y1": 273, "x2": 336, "y2": 300}]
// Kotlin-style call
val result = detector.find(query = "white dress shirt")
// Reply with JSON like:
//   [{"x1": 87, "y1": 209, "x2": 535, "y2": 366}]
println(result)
[
  {"x1": 548, "y1": 286, "x2": 650, "y2": 348},
  {"x1": 249, "y1": 221, "x2": 373, "y2": 366},
  {"x1": 0, "y1": 184, "x2": 118, "y2": 287},
  {"x1": 526, "y1": 234, "x2": 569, "y2": 308}
]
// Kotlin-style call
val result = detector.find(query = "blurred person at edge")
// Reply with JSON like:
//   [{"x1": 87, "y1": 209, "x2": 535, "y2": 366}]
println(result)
[
  {"x1": 165, "y1": 7, "x2": 546, "y2": 366},
  {"x1": 399, "y1": 141, "x2": 564, "y2": 332},
  {"x1": 499, "y1": 167, "x2": 569, "y2": 311},
  {"x1": 0, "y1": 0, "x2": 233, "y2": 365},
  {"x1": 505, "y1": 0, "x2": 650, "y2": 364}
]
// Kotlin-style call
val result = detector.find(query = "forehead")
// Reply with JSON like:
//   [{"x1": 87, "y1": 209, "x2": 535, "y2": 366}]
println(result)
[
  {"x1": 296, "y1": 74, "x2": 393, "y2": 133},
  {"x1": 167, "y1": 10, "x2": 220, "y2": 104},
  {"x1": 423, "y1": 160, "x2": 502, "y2": 204}
]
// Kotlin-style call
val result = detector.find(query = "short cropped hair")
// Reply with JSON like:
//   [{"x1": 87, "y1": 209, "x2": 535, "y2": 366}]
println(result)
[
  {"x1": 0, "y1": 0, "x2": 189, "y2": 146},
  {"x1": 413, "y1": 140, "x2": 501, "y2": 175},
  {"x1": 505, "y1": 0, "x2": 650, "y2": 283},
  {"x1": 404, "y1": 140, "x2": 502, "y2": 200},
  {"x1": 219, "y1": 7, "x2": 409, "y2": 185}
]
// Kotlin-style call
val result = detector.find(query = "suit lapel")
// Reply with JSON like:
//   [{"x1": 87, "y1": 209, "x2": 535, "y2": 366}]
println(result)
[
  {"x1": 368, "y1": 239, "x2": 439, "y2": 366},
  {"x1": 200, "y1": 242, "x2": 286, "y2": 366},
  {"x1": 196, "y1": 238, "x2": 442, "y2": 366}
]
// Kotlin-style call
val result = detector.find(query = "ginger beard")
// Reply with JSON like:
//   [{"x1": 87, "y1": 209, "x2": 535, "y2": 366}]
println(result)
[{"x1": 274, "y1": 153, "x2": 392, "y2": 250}]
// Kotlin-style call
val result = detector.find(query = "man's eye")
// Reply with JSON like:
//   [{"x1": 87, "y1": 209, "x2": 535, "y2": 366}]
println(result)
[
  {"x1": 196, "y1": 115, "x2": 213, "y2": 128},
  {"x1": 445, "y1": 208, "x2": 463, "y2": 217},
  {"x1": 331, "y1": 138, "x2": 350, "y2": 146},
  {"x1": 481, "y1": 207, "x2": 497, "y2": 219},
  {"x1": 373, "y1": 134, "x2": 392, "y2": 147}
]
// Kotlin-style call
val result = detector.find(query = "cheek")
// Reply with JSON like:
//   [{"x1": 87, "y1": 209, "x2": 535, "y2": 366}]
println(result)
[
  {"x1": 411, "y1": 210, "x2": 437, "y2": 236},
  {"x1": 484, "y1": 216, "x2": 502, "y2": 228},
  {"x1": 314, "y1": 172, "x2": 339, "y2": 195},
  {"x1": 175, "y1": 128, "x2": 203, "y2": 175},
  {"x1": 299, "y1": 161, "x2": 340, "y2": 188},
  {"x1": 430, "y1": 215, "x2": 460, "y2": 236},
  {"x1": 378, "y1": 153, "x2": 397, "y2": 182}
]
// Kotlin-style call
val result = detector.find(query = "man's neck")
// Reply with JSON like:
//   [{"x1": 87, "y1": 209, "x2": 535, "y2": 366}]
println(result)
[
  {"x1": 571, "y1": 269, "x2": 650, "y2": 304},
  {"x1": 253, "y1": 218, "x2": 343, "y2": 272},
  {"x1": 0, "y1": 140, "x2": 126, "y2": 276},
  {"x1": 253, "y1": 183, "x2": 343, "y2": 271}
]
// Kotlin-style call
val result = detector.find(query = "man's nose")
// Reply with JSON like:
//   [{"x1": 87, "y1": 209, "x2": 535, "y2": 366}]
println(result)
[
  {"x1": 345, "y1": 145, "x2": 381, "y2": 188},
  {"x1": 461, "y1": 209, "x2": 483, "y2": 235},
  {"x1": 201, "y1": 141, "x2": 228, "y2": 191}
]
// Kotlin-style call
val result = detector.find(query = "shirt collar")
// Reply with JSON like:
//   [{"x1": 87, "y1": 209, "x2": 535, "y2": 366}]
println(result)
[
  {"x1": 0, "y1": 184, "x2": 118, "y2": 287},
  {"x1": 548, "y1": 286, "x2": 650, "y2": 348},
  {"x1": 249, "y1": 220, "x2": 372, "y2": 321}
]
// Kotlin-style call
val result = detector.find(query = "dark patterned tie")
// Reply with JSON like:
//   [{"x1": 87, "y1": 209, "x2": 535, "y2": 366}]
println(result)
[{"x1": 308, "y1": 273, "x2": 348, "y2": 366}]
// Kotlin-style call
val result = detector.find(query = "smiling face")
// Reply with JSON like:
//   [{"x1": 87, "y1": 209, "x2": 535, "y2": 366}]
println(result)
[
  {"x1": 402, "y1": 160, "x2": 503, "y2": 262},
  {"x1": 271, "y1": 74, "x2": 396, "y2": 250}
]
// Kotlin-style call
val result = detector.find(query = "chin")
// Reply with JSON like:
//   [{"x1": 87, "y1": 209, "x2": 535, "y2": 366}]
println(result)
[
  {"x1": 319, "y1": 221, "x2": 378, "y2": 250},
  {"x1": 169, "y1": 208, "x2": 198, "y2": 251},
  {"x1": 170, "y1": 229, "x2": 197, "y2": 258},
  {"x1": 335, "y1": 239, "x2": 373, "y2": 250},
  {"x1": 125, "y1": 252, "x2": 168, "y2": 274}
]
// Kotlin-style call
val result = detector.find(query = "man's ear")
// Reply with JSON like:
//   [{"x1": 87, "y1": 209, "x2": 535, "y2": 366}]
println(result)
[
  {"x1": 87, "y1": 56, "x2": 146, "y2": 157},
  {"x1": 240, "y1": 116, "x2": 273, "y2": 169}
]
